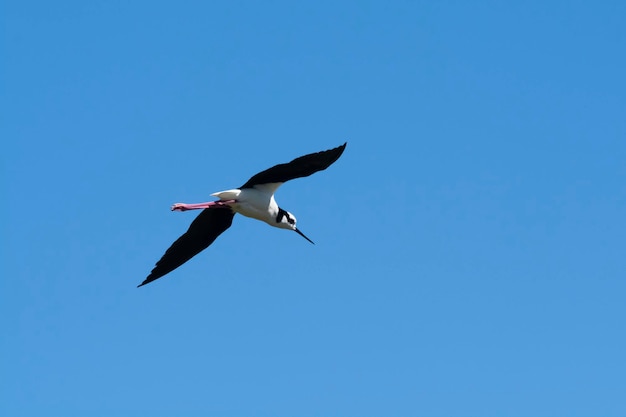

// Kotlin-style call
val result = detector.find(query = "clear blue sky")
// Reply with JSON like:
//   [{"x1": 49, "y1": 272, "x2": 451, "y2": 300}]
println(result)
[{"x1": 2, "y1": 1, "x2": 625, "y2": 416}]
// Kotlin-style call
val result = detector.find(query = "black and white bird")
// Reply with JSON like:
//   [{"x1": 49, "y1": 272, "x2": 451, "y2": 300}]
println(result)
[{"x1": 138, "y1": 143, "x2": 347, "y2": 287}]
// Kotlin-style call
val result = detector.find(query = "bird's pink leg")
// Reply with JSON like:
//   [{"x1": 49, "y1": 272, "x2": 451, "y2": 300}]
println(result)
[{"x1": 171, "y1": 199, "x2": 236, "y2": 212}]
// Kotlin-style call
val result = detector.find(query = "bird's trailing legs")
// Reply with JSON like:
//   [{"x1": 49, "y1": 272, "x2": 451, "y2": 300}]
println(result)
[{"x1": 171, "y1": 199, "x2": 236, "y2": 212}]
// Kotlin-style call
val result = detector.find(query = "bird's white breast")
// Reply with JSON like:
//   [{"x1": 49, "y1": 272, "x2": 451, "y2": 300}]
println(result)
[{"x1": 212, "y1": 187, "x2": 279, "y2": 226}]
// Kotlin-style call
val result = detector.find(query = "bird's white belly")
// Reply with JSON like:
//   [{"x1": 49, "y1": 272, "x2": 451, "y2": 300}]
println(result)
[{"x1": 216, "y1": 188, "x2": 278, "y2": 226}]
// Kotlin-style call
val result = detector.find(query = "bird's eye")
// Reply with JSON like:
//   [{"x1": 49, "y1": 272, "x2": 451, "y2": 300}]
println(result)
[{"x1": 288, "y1": 217, "x2": 295, "y2": 225}]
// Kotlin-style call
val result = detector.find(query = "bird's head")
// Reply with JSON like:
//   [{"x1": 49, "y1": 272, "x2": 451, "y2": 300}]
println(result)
[{"x1": 277, "y1": 208, "x2": 314, "y2": 244}]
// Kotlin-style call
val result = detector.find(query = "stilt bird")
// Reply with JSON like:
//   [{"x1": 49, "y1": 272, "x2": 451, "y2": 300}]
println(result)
[{"x1": 138, "y1": 143, "x2": 347, "y2": 287}]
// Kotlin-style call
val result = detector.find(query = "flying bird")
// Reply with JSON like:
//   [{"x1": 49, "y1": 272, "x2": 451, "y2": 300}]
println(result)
[{"x1": 138, "y1": 143, "x2": 347, "y2": 287}]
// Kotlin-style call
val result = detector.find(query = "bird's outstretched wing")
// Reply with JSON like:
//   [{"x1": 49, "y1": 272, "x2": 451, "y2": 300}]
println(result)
[
  {"x1": 138, "y1": 208, "x2": 235, "y2": 287},
  {"x1": 240, "y1": 142, "x2": 347, "y2": 188}
]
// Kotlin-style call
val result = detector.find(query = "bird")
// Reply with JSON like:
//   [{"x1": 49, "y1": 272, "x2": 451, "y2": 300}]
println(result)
[{"x1": 138, "y1": 142, "x2": 347, "y2": 287}]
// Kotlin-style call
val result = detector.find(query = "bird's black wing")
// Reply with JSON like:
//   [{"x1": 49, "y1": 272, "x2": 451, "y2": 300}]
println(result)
[
  {"x1": 138, "y1": 208, "x2": 235, "y2": 287},
  {"x1": 240, "y1": 142, "x2": 347, "y2": 188}
]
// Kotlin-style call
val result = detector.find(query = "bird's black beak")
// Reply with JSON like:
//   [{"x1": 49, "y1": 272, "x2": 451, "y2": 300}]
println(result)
[{"x1": 295, "y1": 228, "x2": 315, "y2": 244}]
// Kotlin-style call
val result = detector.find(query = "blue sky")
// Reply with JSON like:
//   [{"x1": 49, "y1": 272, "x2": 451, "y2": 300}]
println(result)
[{"x1": 2, "y1": 1, "x2": 625, "y2": 416}]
